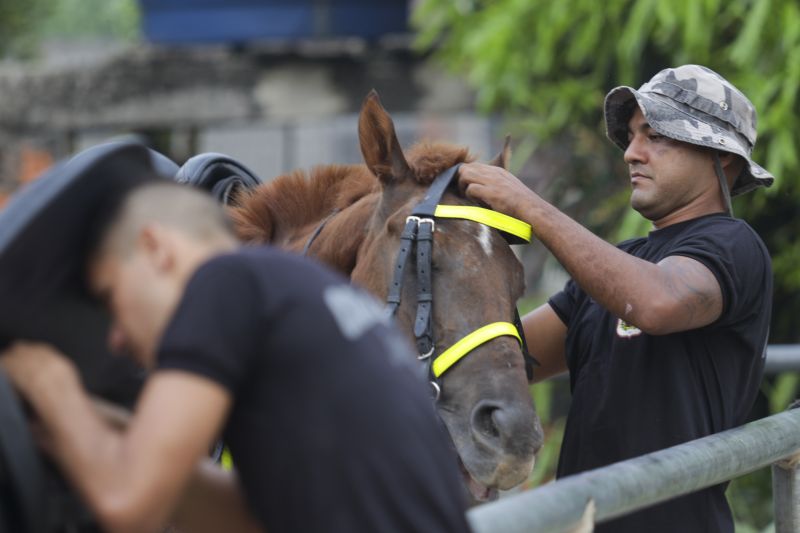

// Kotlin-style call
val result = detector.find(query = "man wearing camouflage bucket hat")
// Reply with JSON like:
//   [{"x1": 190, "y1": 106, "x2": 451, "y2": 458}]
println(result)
[
  {"x1": 458, "y1": 64, "x2": 772, "y2": 533},
  {"x1": 605, "y1": 64, "x2": 774, "y2": 210}
]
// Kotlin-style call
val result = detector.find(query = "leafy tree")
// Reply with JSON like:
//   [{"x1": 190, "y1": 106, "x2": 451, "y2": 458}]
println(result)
[
  {"x1": 0, "y1": 0, "x2": 139, "y2": 58},
  {"x1": 0, "y1": 0, "x2": 51, "y2": 57},
  {"x1": 39, "y1": 0, "x2": 140, "y2": 41}
]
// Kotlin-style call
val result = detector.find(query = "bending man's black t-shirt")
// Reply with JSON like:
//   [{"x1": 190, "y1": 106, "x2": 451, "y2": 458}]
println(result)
[
  {"x1": 157, "y1": 247, "x2": 470, "y2": 532},
  {"x1": 549, "y1": 214, "x2": 772, "y2": 533}
]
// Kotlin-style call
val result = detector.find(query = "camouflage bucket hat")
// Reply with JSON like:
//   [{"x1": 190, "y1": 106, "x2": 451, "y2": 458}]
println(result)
[{"x1": 604, "y1": 64, "x2": 774, "y2": 196}]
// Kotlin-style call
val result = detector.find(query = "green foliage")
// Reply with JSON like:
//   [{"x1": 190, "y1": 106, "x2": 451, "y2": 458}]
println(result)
[
  {"x1": 39, "y1": 0, "x2": 140, "y2": 41},
  {"x1": 0, "y1": 0, "x2": 139, "y2": 58},
  {"x1": 528, "y1": 379, "x2": 568, "y2": 487},
  {"x1": 0, "y1": 0, "x2": 51, "y2": 57}
]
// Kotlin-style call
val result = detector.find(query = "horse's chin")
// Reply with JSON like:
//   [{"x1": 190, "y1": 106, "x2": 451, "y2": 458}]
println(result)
[{"x1": 458, "y1": 458, "x2": 499, "y2": 504}]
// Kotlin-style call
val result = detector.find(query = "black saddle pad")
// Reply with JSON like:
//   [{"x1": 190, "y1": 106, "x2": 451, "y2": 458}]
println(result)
[
  {"x1": 174, "y1": 153, "x2": 262, "y2": 205},
  {"x1": 0, "y1": 142, "x2": 175, "y2": 405}
]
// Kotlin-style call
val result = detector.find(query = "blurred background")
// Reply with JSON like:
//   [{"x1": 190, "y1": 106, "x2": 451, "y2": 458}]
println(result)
[{"x1": 0, "y1": 1, "x2": 797, "y2": 530}]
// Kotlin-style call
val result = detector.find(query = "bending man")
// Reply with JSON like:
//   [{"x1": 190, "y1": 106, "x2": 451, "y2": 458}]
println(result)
[{"x1": 1, "y1": 149, "x2": 471, "y2": 533}]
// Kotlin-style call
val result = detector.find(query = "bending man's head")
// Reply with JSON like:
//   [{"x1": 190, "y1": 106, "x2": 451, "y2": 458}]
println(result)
[{"x1": 88, "y1": 182, "x2": 238, "y2": 367}]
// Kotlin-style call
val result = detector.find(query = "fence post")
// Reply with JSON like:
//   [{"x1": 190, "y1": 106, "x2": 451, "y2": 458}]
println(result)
[
  {"x1": 772, "y1": 453, "x2": 800, "y2": 533},
  {"x1": 774, "y1": 401, "x2": 800, "y2": 533}
]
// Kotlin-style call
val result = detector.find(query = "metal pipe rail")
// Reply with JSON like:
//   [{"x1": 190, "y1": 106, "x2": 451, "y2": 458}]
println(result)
[
  {"x1": 467, "y1": 408, "x2": 800, "y2": 533},
  {"x1": 766, "y1": 344, "x2": 800, "y2": 374}
]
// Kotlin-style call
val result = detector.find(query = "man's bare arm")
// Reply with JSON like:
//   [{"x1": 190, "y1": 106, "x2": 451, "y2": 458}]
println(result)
[
  {"x1": 460, "y1": 163, "x2": 723, "y2": 335},
  {"x1": 523, "y1": 303, "x2": 568, "y2": 382},
  {"x1": 46, "y1": 370, "x2": 229, "y2": 532},
  {"x1": 0, "y1": 343, "x2": 258, "y2": 533},
  {"x1": 88, "y1": 396, "x2": 263, "y2": 533},
  {"x1": 170, "y1": 460, "x2": 263, "y2": 533},
  {"x1": 518, "y1": 202, "x2": 722, "y2": 334}
]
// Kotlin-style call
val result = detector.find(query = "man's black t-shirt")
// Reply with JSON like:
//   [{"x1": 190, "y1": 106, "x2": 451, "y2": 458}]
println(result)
[
  {"x1": 157, "y1": 247, "x2": 471, "y2": 532},
  {"x1": 549, "y1": 214, "x2": 772, "y2": 533}
]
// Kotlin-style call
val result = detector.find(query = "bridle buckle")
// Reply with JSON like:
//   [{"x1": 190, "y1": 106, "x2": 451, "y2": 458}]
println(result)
[
  {"x1": 405, "y1": 215, "x2": 435, "y2": 233},
  {"x1": 417, "y1": 345, "x2": 435, "y2": 360}
]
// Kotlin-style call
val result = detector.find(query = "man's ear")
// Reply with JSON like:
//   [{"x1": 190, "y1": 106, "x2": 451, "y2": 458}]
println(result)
[
  {"x1": 139, "y1": 224, "x2": 174, "y2": 272},
  {"x1": 718, "y1": 152, "x2": 745, "y2": 187},
  {"x1": 718, "y1": 151, "x2": 739, "y2": 167}
]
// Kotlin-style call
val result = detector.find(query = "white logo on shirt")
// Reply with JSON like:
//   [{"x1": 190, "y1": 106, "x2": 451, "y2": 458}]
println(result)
[
  {"x1": 322, "y1": 285, "x2": 416, "y2": 370},
  {"x1": 616, "y1": 318, "x2": 642, "y2": 338},
  {"x1": 323, "y1": 285, "x2": 389, "y2": 340}
]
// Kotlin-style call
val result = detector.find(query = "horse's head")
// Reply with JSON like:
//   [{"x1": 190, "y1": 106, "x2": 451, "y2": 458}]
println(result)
[{"x1": 354, "y1": 91, "x2": 543, "y2": 501}]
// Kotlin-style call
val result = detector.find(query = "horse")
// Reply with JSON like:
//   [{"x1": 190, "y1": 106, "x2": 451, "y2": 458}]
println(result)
[{"x1": 229, "y1": 92, "x2": 544, "y2": 501}]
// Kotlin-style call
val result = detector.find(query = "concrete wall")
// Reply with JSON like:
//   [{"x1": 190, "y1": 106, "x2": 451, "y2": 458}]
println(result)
[
  {"x1": 0, "y1": 42, "x2": 495, "y2": 188},
  {"x1": 0, "y1": 40, "x2": 565, "y2": 295}
]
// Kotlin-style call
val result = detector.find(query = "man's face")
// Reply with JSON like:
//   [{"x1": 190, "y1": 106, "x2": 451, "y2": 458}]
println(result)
[
  {"x1": 89, "y1": 249, "x2": 171, "y2": 369},
  {"x1": 624, "y1": 107, "x2": 716, "y2": 222}
]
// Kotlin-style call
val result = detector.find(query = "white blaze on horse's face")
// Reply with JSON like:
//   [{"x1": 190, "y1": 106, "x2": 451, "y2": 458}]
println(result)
[{"x1": 476, "y1": 224, "x2": 493, "y2": 257}]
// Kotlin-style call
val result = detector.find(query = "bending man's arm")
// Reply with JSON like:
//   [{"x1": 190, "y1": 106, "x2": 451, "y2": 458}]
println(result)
[
  {"x1": 1, "y1": 342, "x2": 262, "y2": 533},
  {"x1": 460, "y1": 163, "x2": 722, "y2": 335}
]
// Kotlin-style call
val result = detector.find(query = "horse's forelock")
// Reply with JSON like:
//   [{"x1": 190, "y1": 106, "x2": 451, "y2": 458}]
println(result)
[
  {"x1": 405, "y1": 142, "x2": 475, "y2": 185},
  {"x1": 230, "y1": 142, "x2": 474, "y2": 244}
]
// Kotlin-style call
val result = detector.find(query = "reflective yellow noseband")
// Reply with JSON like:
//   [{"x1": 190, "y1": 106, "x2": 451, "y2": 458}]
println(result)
[
  {"x1": 432, "y1": 322, "x2": 522, "y2": 378},
  {"x1": 433, "y1": 205, "x2": 532, "y2": 243}
]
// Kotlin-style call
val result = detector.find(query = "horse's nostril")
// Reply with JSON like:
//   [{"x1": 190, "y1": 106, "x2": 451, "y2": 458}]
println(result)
[
  {"x1": 470, "y1": 399, "x2": 540, "y2": 457},
  {"x1": 471, "y1": 401, "x2": 503, "y2": 441}
]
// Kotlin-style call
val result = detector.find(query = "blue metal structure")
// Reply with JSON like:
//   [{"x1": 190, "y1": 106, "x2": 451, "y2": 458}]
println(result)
[{"x1": 139, "y1": 0, "x2": 409, "y2": 44}]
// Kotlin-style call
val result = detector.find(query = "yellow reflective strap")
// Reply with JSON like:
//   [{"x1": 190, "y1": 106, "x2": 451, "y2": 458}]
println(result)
[
  {"x1": 432, "y1": 322, "x2": 522, "y2": 378},
  {"x1": 434, "y1": 205, "x2": 532, "y2": 243},
  {"x1": 221, "y1": 448, "x2": 234, "y2": 471}
]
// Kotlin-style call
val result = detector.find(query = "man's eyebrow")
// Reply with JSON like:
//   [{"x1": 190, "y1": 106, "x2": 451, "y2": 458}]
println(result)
[{"x1": 627, "y1": 121, "x2": 653, "y2": 135}]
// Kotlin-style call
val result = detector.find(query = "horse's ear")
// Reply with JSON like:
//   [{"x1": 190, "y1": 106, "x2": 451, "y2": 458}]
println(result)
[
  {"x1": 358, "y1": 90, "x2": 411, "y2": 185},
  {"x1": 488, "y1": 135, "x2": 512, "y2": 169}
]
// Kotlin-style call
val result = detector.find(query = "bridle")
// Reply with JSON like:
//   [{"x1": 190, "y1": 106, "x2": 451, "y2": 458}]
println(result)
[
  {"x1": 302, "y1": 164, "x2": 539, "y2": 400},
  {"x1": 383, "y1": 164, "x2": 539, "y2": 400}
]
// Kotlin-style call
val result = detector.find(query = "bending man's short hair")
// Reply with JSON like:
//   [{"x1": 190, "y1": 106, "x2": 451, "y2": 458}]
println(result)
[{"x1": 89, "y1": 181, "x2": 236, "y2": 262}]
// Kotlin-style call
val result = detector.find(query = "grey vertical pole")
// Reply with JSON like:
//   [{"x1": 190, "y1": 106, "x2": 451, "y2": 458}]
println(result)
[
  {"x1": 775, "y1": 401, "x2": 800, "y2": 533},
  {"x1": 773, "y1": 453, "x2": 800, "y2": 532}
]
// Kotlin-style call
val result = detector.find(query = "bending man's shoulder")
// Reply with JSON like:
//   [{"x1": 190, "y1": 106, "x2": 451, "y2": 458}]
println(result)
[{"x1": 202, "y1": 246, "x2": 343, "y2": 279}]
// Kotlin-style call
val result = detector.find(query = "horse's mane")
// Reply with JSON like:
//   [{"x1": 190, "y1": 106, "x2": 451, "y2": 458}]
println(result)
[{"x1": 231, "y1": 142, "x2": 474, "y2": 244}]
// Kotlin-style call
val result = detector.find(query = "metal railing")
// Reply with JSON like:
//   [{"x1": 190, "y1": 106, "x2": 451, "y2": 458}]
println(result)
[
  {"x1": 468, "y1": 345, "x2": 800, "y2": 532},
  {"x1": 765, "y1": 344, "x2": 800, "y2": 374}
]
